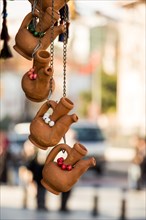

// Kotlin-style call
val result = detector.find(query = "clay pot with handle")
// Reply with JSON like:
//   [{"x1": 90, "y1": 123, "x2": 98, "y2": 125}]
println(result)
[
  {"x1": 41, "y1": 143, "x2": 96, "y2": 195},
  {"x1": 21, "y1": 49, "x2": 55, "y2": 102},
  {"x1": 28, "y1": 0, "x2": 70, "y2": 12},
  {"x1": 29, "y1": 97, "x2": 78, "y2": 149},
  {"x1": 13, "y1": 10, "x2": 65, "y2": 60}
]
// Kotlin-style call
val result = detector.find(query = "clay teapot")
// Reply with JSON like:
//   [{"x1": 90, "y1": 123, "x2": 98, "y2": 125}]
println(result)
[
  {"x1": 28, "y1": 0, "x2": 70, "y2": 12},
  {"x1": 21, "y1": 49, "x2": 55, "y2": 102},
  {"x1": 29, "y1": 97, "x2": 78, "y2": 149},
  {"x1": 13, "y1": 10, "x2": 65, "y2": 60},
  {"x1": 41, "y1": 143, "x2": 96, "y2": 194}
]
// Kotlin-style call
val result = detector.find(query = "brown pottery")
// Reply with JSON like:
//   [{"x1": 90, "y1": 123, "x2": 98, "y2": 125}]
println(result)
[
  {"x1": 13, "y1": 11, "x2": 65, "y2": 60},
  {"x1": 41, "y1": 143, "x2": 96, "y2": 194},
  {"x1": 29, "y1": 97, "x2": 78, "y2": 149},
  {"x1": 21, "y1": 49, "x2": 55, "y2": 102}
]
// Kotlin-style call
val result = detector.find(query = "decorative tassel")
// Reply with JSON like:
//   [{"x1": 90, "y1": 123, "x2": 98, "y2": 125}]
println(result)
[
  {"x1": 0, "y1": 39, "x2": 13, "y2": 59},
  {"x1": 1, "y1": 19, "x2": 10, "y2": 41},
  {"x1": 58, "y1": 4, "x2": 70, "y2": 42},
  {"x1": 0, "y1": 0, "x2": 13, "y2": 59}
]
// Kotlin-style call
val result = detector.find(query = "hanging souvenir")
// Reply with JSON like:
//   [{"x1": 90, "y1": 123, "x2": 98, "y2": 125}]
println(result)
[
  {"x1": 13, "y1": 0, "x2": 65, "y2": 60},
  {"x1": 29, "y1": 97, "x2": 78, "y2": 149},
  {"x1": 21, "y1": 49, "x2": 55, "y2": 102},
  {"x1": 41, "y1": 143, "x2": 96, "y2": 194}
]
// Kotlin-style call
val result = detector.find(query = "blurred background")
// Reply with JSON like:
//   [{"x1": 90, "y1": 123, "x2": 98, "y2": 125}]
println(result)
[{"x1": 0, "y1": 0, "x2": 145, "y2": 220}]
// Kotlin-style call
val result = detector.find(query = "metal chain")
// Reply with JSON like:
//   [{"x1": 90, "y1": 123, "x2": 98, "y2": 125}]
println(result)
[
  {"x1": 63, "y1": 1, "x2": 68, "y2": 97},
  {"x1": 48, "y1": 0, "x2": 55, "y2": 97},
  {"x1": 32, "y1": 0, "x2": 42, "y2": 58}
]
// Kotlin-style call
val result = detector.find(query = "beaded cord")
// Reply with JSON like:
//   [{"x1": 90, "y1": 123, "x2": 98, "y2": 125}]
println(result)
[{"x1": 28, "y1": 20, "x2": 45, "y2": 38}]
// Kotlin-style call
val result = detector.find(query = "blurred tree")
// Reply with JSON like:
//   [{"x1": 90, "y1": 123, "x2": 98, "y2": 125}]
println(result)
[
  {"x1": 78, "y1": 91, "x2": 91, "y2": 118},
  {"x1": 78, "y1": 70, "x2": 117, "y2": 117},
  {"x1": 101, "y1": 70, "x2": 117, "y2": 113}
]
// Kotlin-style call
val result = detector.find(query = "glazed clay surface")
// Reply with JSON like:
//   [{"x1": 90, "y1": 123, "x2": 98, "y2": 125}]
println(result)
[{"x1": 41, "y1": 143, "x2": 96, "y2": 194}]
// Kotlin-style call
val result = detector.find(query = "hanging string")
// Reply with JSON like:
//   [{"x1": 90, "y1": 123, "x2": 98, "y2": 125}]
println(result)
[
  {"x1": 0, "y1": 0, "x2": 13, "y2": 59},
  {"x1": 62, "y1": 1, "x2": 70, "y2": 148},
  {"x1": 48, "y1": 0, "x2": 55, "y2": 99},
  {"x1": 62, "y1": 2, "x2": 69, "y2": 98}
]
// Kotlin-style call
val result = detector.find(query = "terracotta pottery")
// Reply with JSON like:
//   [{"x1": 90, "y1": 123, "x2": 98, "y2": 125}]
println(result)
[
  {"x1": 29, "y1": 97, "x2": 78, "y2": 149},
  {"x1": 41, "y1": 143, "x2": 96, "y2": 194},
  {"x1": 21, "y1": 50, "x2": 55, "y2": 102},
  {"x1": 35, "y1": 7, "x2": 60, "y2": 33},
  {"x1": 13, "y1": 11, "x2": 65, "y2": 60},
  {"x1": 28, "y1": 0, "x2": 70, "y2": 12}
]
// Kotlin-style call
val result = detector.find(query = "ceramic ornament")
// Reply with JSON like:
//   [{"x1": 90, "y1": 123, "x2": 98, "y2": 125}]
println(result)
[
  {"x1": 21, "y1": 49, "x2": 55, "y2": 102},
  {"x1": 41, "y1": 143, "x2": 96, "y2": 194},
  {"x1": 13, "y1": 9, "x2": 65, "y2": 60},
  {"x1": 29, "y1": 97, "x2": 78, "y2": 149}
]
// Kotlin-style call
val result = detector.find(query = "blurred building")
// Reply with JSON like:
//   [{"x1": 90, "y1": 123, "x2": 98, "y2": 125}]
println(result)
[{"x1": 117, "y1": 0, "x2": 145, "y2": 135}]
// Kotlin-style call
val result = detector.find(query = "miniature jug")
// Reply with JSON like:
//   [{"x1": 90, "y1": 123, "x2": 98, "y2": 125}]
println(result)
[
  {"x1": 21, "y1": 49, "x2": 55, "y2": 102},
  {"x1": 13, "y1": 11, "x2": 65, "y2": 60},
  {"x1": 29, "y1": 97, "x2": 78, "y2": 149},
  {"x1": 41, "y1": 143, "x2": 96, "y2": 194}
]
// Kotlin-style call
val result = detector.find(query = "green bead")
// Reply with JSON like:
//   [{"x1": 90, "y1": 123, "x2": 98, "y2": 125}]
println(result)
[
  {"x1": 39, "y1": 32, "x2": 45, "y2": 38},
  {"x1": 33, "y1": 31, "x2": 39, "y2": 37},
  {"x1": 30, "y1": 28, "x2": 35, "y2": 33}
]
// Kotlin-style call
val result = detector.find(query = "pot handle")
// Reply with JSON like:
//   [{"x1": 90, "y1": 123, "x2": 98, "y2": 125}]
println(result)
[
  {"x1": 45, "y1": 144, "x2": 71, "y2": 164},
  {"x1": 34, "y1": 100, "x2": 57, "y2": 119}
]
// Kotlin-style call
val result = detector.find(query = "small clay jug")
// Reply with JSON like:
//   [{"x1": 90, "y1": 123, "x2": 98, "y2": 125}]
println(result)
[
  {"x1": 21, "y1": 50, "x2": 55, "y2": 102},
  {"x1": 28, "y1": 0, "x2": 70, "y2": 12},
  {"x1": 13, "y1": 11, "x2": 65, "y2": 60},
  {"x1": 29, "y1": 97, "x2": 78, "y2": 149},
  {"x1": 41, "y1": 143, "x2": 96, "y2": 195}
]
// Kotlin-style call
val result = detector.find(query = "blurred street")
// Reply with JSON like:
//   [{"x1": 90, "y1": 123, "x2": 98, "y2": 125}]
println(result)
[
  {"x1": 1, "y1": 163, "x2": 145, "y2": 220},
  {"x1": 0, "y1": 1, "x2": 145, "y2": 220}
]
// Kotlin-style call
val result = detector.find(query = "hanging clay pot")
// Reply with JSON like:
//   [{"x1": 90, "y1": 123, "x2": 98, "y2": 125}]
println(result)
[
  {"x1": 41, "y1": 143, "x2": 96, "y2": 195},
  {"x1": 13, "y1": 10, "x2": 65, "y2": 60},
  {"x1": 29, "y1": 97, "x2": 78, "y2": 149},
  {"x1": 28, "y1": 0, "x2": 70, "y2": 12},
  {"x1": 21, "y1": 49, "x2": 55, "y2": 102}
]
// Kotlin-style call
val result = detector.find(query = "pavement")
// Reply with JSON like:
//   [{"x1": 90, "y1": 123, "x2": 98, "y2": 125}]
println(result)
[{"x1": 0, "y1": 184, "x2": 145, "y2": 220}]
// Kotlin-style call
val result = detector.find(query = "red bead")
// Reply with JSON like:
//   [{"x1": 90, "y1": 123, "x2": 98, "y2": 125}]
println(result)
[
  {"x1": 33, "y1": 74, "x2": 37, "y2": 79},
  {"x1": 66, "y1": 165, "x2": 72, "y2": 171},
  {"x1": 61, "y1": 164, "x2": 67, "y2": 170},
  {"x1": 29, "y1": 74, "x2": 34, "y2": 80},
  {"x1": 57, "y1": 157, "x2": 64, "y2": 163},
  {"x1": 57, "y1": 161, "x2": 63, "y2": 167}
]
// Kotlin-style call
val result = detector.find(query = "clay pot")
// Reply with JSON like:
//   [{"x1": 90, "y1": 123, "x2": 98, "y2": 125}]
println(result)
[
  {"x1": 21, "y1": 50, "x2": 55, "y2": 102},
  {"x1": 41, "y1": 143, "x2": 96, "y2": 194},
  {"x1": 13, "y1": 11, "x2": 65, "y2": 60},
  {"x1": 29, "y1": 97, "x2": 78, "y2": 149},
  {"x1": 28, "y1": 0, "x2": 70, "y2": 12}
]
